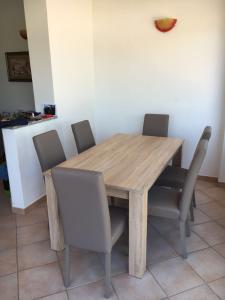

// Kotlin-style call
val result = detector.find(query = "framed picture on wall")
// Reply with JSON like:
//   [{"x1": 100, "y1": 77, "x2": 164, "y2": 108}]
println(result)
[{"x1": 5, "y1": 51, "x2": 32, "y2": 82}]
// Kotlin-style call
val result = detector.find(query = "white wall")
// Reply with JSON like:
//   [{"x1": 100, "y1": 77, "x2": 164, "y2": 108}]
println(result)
[
  {"x1": 24, "y1": 0, "x2": 54, "y2": 113},
  {"x1": 23, "y1": 0, "x2": 225, "y2": 180},
  {"x1": 45, "y1": 0, "x2": 95, "y2": 158},
  {"x1": 93, "y1": 0, "x2": 225, "y2": 177},
  {"x1": 3, "y1": 119, "x2": 59, "y2": 209},
  {"x1": 0, "y1": 0, "x2": 34, "y2": 112}
]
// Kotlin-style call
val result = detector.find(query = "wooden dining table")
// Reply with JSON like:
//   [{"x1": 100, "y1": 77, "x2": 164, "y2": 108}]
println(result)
[{"x1": 44, "y1": 133, "x2": 183, "y2": 278}]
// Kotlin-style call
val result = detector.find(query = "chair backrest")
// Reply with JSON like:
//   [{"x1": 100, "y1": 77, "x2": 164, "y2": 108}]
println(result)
[
  {"x1": 180, "y1": 139, "x2": 209, "y2": 221},
  {"x1": 192, "y1": 126, "x2": 212, "y2": 159},
  {"x1": 142, "y1": 114, "x2": 169, "y2": 137},
  {"x1": 33, "y1": 130, "x2": 66, "y2": 172},
  {"x1": 52, "y1": 167, "x2": 112, "y2": 253},
  {"x1": 71, "y1": 120, "x2": 96, "y2": 154},
  {"x1": 201, "y1": 126, "x2": 212, "y2": 141}
]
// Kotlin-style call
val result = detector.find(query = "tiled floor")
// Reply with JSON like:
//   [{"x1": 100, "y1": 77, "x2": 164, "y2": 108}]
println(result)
[{"x1": 1, "y1": 180, "x2": 225, "y2": 299}]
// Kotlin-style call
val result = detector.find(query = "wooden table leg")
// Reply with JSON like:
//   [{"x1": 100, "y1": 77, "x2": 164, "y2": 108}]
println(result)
[
  {"x1": 172, "y1": 145, "x2": 182, "y2": 168},
  {"x1": 44, "y1": 172, "x2": 64, "y2": 251},
  {"x1": 129, "y1": 189, "x2": 148, "y2": 278}
]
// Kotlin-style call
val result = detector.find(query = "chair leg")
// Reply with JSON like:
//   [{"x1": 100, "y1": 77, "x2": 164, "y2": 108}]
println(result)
[
  {"x1": 193, "y1": 190, "x2": 197, "y2": 208},
  {"x1": 111, "y1": 196, "x2": 115, "y2": 206},
  {"x1": 185, "y1": 218, "x2": 191, "y2": 237},
  {"x1": 180, "y1": 222, "x2": 187, "y2": 259},
  {"x1": 64, "y1": 245, "x2": 70, "y2": 287},
  {"x1": 104, "y1": 252, "x2": 113, "y2": 299},
  {"x1": 190, "y1": 203, "x2": 194, "y2": 222}
]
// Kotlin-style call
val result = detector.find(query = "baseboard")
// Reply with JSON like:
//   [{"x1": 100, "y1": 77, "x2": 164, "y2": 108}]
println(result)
[
  {"x1": 12, "y1": 196, "x2": 47, "y2": 215},
  {"x1": 198, "y1": 175, "x2": 225, "y2": 187},
  {"x1": 198, "y1": 175, "x2": 218, "y2": 182}
]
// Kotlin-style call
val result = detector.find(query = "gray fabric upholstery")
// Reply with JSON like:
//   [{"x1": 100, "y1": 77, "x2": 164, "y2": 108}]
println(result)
[
  {"x1": 148, "y1": 139, "x2": 209, "y2": 258},
  {"x1": 33, "y1": 130, "x2": 66, "y2": 172},
  {"x1": 142, "y1": 114, "x2": 169, "y2": 137},
  {"x1": 148, "y1": 187, "x2": 180, "y2": 219},
  {"x1": 156, "y1": 166, "x2": 187, "y2": 189},
  {"x1": 52, "y1": 167, "x2": 126, "y2": 254},
  {"x1": 179, "y1": 140, "x2": 208, "y2": 222},
  {"x1": 110, "y1": 207, "x2": 127, "y2": 246},
  {"x1": 71, "y1": 120, "x2": 96, "y2": 154},
  {"x1": 52, "y1": 167, "x2": 126, "y2": 297}
]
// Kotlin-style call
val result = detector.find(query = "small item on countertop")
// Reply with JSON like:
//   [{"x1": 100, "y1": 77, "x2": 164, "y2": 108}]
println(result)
[
  {"x1": 42, "y1": 114, "x2": 55, "y2": 119},
  {"x1": 44, "y1": 104, "x2": 56, "y2": 115}
]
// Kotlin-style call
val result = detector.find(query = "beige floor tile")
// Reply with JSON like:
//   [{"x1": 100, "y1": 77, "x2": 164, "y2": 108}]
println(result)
[
  {"x1": 165, "y1": 230, "x2": 208, "y2": 255},
  {"x1": 196, "y1": 180, "x2": 217, "y2": 192},
  {"x1": 169, "y1": 285, "x2": 219, "y2": 300},
  {"x1": 18, "y1": 240, "x2": 57, "y2": 271},
  {"x1": 0, "y1": 214, "x2": 16, "y2": 229},
  {"x1": 204, "y1": 187, "x2": 225, "y2": 202},
  {"x1": 68, "y1": 281, "x2": 118, "y2": 300},
  {"x1": 150, "y1": 257, "x2": 203, "y2": 296},
  {"x1": 0, "y1": 248, "x2": 17, "y2": 276},
  {"x1": 192, "y1": 222, "x2": 225, "y2": 246},
  {"x1": 216, "y1": 218, "x2": 225, "y2": 228},
  {"x1": 147, "y1": 227, "x2": 177, "y2": 265},
  {"x1": 113, "y1": 272, "x2": 166, "y2": 300},
  {"x1": 216, "y1": 200, "x2": 225, "y2": 209},
  {"x1": 187, "y1": 248, "x2": 225, "y2": 282},
  {"x1": 59, "y1": 249, "x2": 105, "y2": 288},
  {"x1": 0, "y1": 195, "x2": 12, "y2": 216},
  {"x1": 195, "y1": 190, "x2": 213, "y2": 205},
  {"x1": 17, "y1": 222, "x2": 49, "y2": 247},
  {"x1": 37, "y1": 291, "x2": 68, "y2": 300},
  {"x1": 198, "y1": 202, "x2": 225, "y2": 220},
  {"x1": 213, "y1": 243, "x2": 225, "y2": 258},
  {"x1": 191, "y1": 209, "x2": 211, "y2": 225},
  {"x1": 19, "y1": 262, "x2": 65, "y2": 300},
  {"x1": 0, "y1": 227, "x2": 16, "y2": 251},
  {"x1": 0, "y1": 273, "x2": 18, "y2": 300},
  {"x1": 209, "y1": 277, "x2": 225, "y2": 299},
  {"x1": 16, "y1": 207, "x2": 48, "y2": 227}
]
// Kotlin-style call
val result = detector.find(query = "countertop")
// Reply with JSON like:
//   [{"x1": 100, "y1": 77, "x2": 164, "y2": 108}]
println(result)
[{"x1": 2, "y1": 116, "x2": 57, "y2": 130}]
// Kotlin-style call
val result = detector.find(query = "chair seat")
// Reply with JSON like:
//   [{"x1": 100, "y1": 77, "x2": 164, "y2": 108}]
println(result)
[
  {"x1": 148, "y1": 186, "x2": 181, "y2": 219},
  {"x1": 109, "y1": 207, "x2": 127, "y2": 246},
  {"x1": 156, "y1": 165, "x2": 188, "y2": 189}
]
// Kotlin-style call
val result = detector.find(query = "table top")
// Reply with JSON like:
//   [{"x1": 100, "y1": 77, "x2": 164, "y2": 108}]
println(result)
[{"x1": 58, "y1": 134, "x2": 183, "y2": 192}]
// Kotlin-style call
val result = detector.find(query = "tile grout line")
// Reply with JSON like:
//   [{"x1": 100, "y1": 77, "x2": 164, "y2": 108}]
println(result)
[
  {"x1": 192, "y1": 221, "x2": 225, "y2": 248},
  {"x1": 182, "y1": 206, "x2": 225, "y2": 299},
  {"x1": 17, "y1": 237, "x2": 50, "y2": 250},
  {"x1": 147, "y1": 268, "x2": 169, "y2": 298},
  {"x1": 56, "y1": 248, "x2": 122, "y2": 299},
  {"x1": 16, "y1": 220, "x2": 49, "y2": 229},
  {"x1": 1, "y1": 182, "x2": 225, "y2": 299},
  {"x1": 197, "y1": 204, "x2": 225, "y2": 222},
  {"x1": 148, "y1": 197, "x2": 225, "y2": 299},
  {"x1": 16, "y1": 216, "x2": 19, "y2": 300},
  {"x1": 16, "y1": 219, "x2": 49, "y2": 229}
]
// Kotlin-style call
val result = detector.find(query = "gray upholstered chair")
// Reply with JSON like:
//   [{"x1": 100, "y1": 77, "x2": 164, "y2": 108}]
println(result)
[
  {"x1": 52, "y1": 167, "x2": 126, "y2": 298},
  {"x1": 156, "y1": 126, "x2": 212, "y2": 220},
  {"x1": 71, "y1": 120, "x2": 96, "y2": 154},
  {"x1": 142, "y1": 114, "x2": 169, "y2": 137},
  {"x1": 148, "y1": 138, "x2": 209, "y2": 258},
  {"x1": 33, "y1": 130, "x2": 66, "y2": 172}
]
